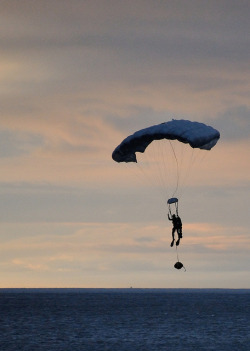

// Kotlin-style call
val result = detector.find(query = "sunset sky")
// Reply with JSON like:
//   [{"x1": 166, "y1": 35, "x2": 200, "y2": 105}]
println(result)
[{"x1": 0, "y1": 0, "x2": 249, "y2": 288}]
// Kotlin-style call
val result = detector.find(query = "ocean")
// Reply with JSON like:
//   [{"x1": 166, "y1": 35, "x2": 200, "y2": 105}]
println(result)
[{"x1": 0, "y1": 289, "x2": 249, "y2": 351}]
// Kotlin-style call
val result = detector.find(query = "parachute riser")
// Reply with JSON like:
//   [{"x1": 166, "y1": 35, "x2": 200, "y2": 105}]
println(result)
[{"x1": 167, "y1": 197, "x2": 179, "y2": 216}]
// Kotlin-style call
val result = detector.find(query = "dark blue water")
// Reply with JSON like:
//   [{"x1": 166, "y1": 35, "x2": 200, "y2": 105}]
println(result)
[{"x1": 0, "y1": 289, "x2": 249, "y2": 351}]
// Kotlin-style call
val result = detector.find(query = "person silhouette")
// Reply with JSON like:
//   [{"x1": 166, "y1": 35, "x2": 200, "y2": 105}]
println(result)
[{"x1": 168, "y1": 213, "x2": 183, "y2": 247}]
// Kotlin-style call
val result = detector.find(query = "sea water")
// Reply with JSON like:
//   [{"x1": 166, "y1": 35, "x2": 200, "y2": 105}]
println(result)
[{"x1": 0, "y1": 289, "x2": 249, "y2": 351}]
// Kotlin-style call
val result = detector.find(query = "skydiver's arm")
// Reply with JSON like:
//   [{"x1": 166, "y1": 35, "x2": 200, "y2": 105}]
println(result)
[{"x1": 168, "y1": 213, "x2": 172, "y2": 221}]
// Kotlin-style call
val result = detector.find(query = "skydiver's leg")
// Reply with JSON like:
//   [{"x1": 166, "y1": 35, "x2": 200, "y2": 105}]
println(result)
[
  {"x1": 172, "y1": 228, "x2": 175, "y2": 240},
  {"x1": 176, "y1": 228, "x2": 182, "y2": 246},
  {"x1": 170, "y1": 227, "x2": 175, "y2": 247},
  {"x1": 178, "y1": 227, "x2": 182, "y2": 238}
]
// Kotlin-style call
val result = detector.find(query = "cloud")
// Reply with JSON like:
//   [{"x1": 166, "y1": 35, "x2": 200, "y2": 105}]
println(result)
[
  {"x1": 0, "y1": 130, "x2": 44, "y2": 158},
  {"x1": 211, "y1": 106, "x2": 250, "y2": 141},
  {"x1": 12, "y1": 259, "x2": 49, "y2": 272},
  {"x1": 0, "y1": 115, "x2": 124, "y2": 186},
  {"x1": 183, "y1": 222, "x2": 250, "y2": 251},
  {"x1": 0, "y1": 220, "x2": 249, "y2": 287},
  {"x1": 1, "y1": 0, "x2": 249, "y2": 121}
]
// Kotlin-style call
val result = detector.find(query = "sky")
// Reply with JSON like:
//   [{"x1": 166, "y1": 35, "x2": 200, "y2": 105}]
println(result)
[{"x1": 0, "y1": 0, "x2": 249, "y2": 288}]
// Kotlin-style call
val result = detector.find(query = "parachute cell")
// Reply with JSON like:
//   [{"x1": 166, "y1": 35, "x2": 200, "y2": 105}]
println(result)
[{"x1": 112, "y1": 119, "x2": 220, "y2": 163}]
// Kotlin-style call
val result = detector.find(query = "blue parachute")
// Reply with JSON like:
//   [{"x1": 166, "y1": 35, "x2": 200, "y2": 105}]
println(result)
[
  {"x1": 112, "y1": 118, "x2": 220, "y2": 215},
  {"x1": 112, "y1": 119, "x2": 220, "y2": 163}
]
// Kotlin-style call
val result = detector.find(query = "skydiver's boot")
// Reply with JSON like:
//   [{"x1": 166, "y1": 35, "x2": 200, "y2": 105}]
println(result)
[
  {"x1": 176, "y1": 239, "x2": 180, "y2": 246},
  {"x1": 170, "y1": 240, "x2": 175, "y2": 247}
]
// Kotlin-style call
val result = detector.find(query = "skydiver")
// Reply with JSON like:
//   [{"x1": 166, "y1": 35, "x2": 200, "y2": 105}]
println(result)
[{"x1": 168, "y1": 213, "x2": 182, "y2": 247}]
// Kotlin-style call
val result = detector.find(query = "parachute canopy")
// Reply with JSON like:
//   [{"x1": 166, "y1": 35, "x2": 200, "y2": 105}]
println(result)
[{"x1": 112, "y1": 119, "x2": 220, "y2": 163}]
